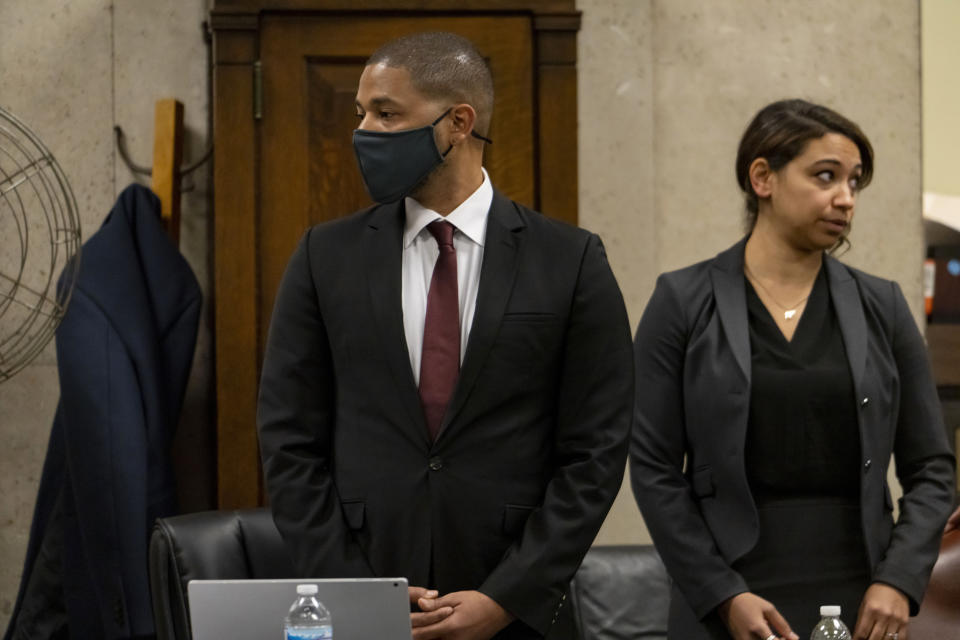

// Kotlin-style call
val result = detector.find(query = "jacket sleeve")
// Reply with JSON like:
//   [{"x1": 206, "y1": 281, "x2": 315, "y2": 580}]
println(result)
[
  {"x1": 477, "y1": 235, "x2": 634, "y2": 635},
  {"x1": 257, "y1": 230, "x2": 375, "y2": 579},
  {"x1": 55, "y1": 290, "x2": 148, "y2": 639},
  {"x1": 629, "y1": 274, "x2": 749, "y2": 619},
  {"x1": 871, "y1": 282, "x2": 955, "y2": 612}
]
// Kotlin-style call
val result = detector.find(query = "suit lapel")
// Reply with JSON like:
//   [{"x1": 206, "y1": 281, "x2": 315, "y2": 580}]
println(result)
[
  {"x1": 710, "y1": 238, "x2": 751, "y2": 385},
  {"x1": 436, "y1": 191, "x2": 523, "y2": 441},
  {"x1": 364, "y1": 202, "x2": 431, "y2": 446},
  {"x1": 826, "y1": 256, "x2": 866, "y2": 394}
]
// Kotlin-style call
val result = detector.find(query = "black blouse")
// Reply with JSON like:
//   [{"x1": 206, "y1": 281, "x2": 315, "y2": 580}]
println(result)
[{"x1": 744, "y1": 266, "x2": 861, "y2": 504}]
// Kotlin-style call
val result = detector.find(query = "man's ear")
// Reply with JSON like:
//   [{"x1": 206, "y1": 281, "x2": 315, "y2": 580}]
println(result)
[
  {"x1": 749, "y1": 158, "x2": 775, "y2": 198},
  {"x1": 447, "y1": 104, "x2": 477, "y2": 145}
]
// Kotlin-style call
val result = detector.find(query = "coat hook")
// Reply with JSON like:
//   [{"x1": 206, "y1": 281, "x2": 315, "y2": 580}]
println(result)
[{"x1": 113, "y1": 125, "x2": 212, "y2": 178}]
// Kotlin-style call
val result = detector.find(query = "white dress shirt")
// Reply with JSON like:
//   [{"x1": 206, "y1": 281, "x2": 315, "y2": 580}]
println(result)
[{"x1": 402, "y1": 168, "x2": 493, "y2": 385}]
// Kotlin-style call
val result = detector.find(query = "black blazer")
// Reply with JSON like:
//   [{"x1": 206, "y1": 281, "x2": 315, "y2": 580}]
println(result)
[
  {"x1": 257, "y1": 190, "x2": 634, "y2": 638},
  {"x1": 630, "y1": 238, "x2": 955, "y2": 621}
]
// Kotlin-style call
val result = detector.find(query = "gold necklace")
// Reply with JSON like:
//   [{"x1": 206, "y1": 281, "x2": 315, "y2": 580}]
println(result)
[{"x1": 743, "y1": 264, "x2": 812, "y2": 321}]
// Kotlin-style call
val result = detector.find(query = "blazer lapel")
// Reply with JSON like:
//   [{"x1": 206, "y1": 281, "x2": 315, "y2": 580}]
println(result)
[
  {"x1": 826, "y1": 256, "x2": 867, "y2": 394},
  {"x1": 710, "y1": 238, "x2": 751, "y2": 385},
  {"x1": 436, "y1": 191, "x2": 523, "y2": 441},
  {"x1": 364, "y1": 202, "x2": 431, "y2": 446}
]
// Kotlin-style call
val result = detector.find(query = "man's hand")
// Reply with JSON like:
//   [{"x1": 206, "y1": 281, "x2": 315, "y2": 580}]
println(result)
[
  {"x1": 412, "y1": 590, "x2": 514, "y2": 640},
  {"x1": 410, "y1": 586, "x2": 453, "y2": 631},
  {"x1": 852, "y1": 583, "x2": 909, "y2": 640},
  {"x1": 717, "y1": 592, "x2": 799, "y2": 640},
  {"x1": 944, "y1": 504, "x2": 960, "y2": 534}
]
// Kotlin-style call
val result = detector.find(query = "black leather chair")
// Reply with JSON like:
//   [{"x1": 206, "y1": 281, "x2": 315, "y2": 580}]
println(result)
[
  {"x1": 148, "y1": 508, "x2": 294, "y2": 640},
  {"x1": 149, "y1": 508, "x2": 670, "y2": 640},
  {"x1": 570, "y1": 545, "x2": 670, "y2": 640}
]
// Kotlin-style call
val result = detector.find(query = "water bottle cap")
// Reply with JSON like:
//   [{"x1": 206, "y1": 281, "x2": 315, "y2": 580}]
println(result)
[
  {"x1": 296, "y1": 584, "x2": 319, "y2": 595},
  {"x1": 820, "y1": 605, "x2": 841, "y2": 617}
]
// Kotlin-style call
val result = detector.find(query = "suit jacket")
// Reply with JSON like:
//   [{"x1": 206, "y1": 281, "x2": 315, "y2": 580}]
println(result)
[
  {"x1": 630, "y1": 238, "x2": 955, "y2": 622},
  {"x1": 257, "y1": 190, "x2": 634, "y2": 638},
  {"x1": 5, "y1": 185, "x2": 201, "y2": 640}
]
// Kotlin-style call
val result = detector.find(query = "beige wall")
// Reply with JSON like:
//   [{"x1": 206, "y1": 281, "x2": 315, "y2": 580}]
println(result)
[
  {"x1": 923, "y1": 0, "x2": 960, "y2": 198},
  {"x1": 0, "y1": 0, "x2": 929, "y2": 629},
  {"x1": 0, "y1": 0, "x2": 212, "y2": 629},
  {"x1": 921, "y1": 0, "x2": 960, "y2": 233}
]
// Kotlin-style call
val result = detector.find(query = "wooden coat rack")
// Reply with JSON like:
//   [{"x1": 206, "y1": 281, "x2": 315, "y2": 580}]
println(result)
[{"x1": 151, "y1": 98, "x2": 184, "y2": 245}]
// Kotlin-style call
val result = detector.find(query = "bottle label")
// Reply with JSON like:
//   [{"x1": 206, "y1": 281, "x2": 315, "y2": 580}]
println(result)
[{"x1": 285, "y1": 625, "x2": 332, "y2": 640}]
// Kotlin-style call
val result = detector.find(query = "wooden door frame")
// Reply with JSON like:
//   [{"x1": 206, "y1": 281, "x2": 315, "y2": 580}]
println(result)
[{"x1": 210, "y1": 0, "x2": 580, "y2": 508}]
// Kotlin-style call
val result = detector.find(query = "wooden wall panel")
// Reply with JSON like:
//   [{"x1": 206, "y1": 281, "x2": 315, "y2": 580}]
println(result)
[
  {"x1": 535, "y1": 16, "x2": 578, "y2": 225},
  {"x1": 213, "y1": 26, "x2": 262, "y2": 508}
]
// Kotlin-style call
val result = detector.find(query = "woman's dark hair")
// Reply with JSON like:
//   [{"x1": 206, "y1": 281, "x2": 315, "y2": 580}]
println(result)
[{"x1": 735, "y1": 99, "x2": 874, "y2": 234}]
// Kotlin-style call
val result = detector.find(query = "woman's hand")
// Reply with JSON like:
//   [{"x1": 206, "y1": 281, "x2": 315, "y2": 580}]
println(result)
[
  {"x1": 717, "y1": 592, "x2": 799, "y2": 640},
  {"x1": 853, "y1": 583, "x2": 909, "y2": 640}
]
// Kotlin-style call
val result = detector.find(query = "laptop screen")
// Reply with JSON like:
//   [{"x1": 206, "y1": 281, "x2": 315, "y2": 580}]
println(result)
[{"x1": 188, "y1": 577, "x2": 411, "y2": 640}]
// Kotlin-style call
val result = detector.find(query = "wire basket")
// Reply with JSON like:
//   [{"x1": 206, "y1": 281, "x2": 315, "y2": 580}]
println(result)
[{"x1": 0, "y1": 106, "x2": 82, "y2": 383}]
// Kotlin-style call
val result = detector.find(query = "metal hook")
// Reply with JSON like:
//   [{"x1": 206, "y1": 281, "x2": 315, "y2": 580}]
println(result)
[{"x1": 113, "y1": 125, "x2": 212, "y2": 178}]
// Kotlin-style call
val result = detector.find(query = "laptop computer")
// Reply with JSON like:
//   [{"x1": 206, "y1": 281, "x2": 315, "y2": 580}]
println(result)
[{"x1": 188, "y1": 577, "x2": 412, "y2": 640}]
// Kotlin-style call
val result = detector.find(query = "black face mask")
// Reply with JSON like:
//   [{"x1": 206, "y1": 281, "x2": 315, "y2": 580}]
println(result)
[{"x1": 352, "y1": 108, "x2": 492, "y2": 203}]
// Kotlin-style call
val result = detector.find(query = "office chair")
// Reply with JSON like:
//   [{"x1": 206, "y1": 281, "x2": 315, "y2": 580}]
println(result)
[
  {"x1": 569, "y1": 545, "x2": 670, "y2": 640},
  {"x1": 150, "y1": 510, "x2": 672, "y2": 640},
  {"x1": 149, "y1": 508, "x2": 293, "y2": 640}
]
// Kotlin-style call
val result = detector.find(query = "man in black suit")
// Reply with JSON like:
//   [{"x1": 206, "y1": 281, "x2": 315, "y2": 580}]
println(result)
[{"x1": 257, "y1": 32, "x2": 633, "y2": 640}]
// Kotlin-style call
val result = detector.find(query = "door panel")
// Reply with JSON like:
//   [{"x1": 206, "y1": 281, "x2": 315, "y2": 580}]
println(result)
[
  {"x1": 259, "y1": 15, "x2": 534, "y2": 354},
  {"x1": 211, "y1": 2, "x2": 580, "y2": 508},
  {"x1": 306, "y1": 61, "x2": 369, "y2": 224}
]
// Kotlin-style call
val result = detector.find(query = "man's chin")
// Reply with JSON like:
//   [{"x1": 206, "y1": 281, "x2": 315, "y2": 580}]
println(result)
[
  {"x1": 409, "y1": 163, "x2": 449, "y2": 202},
  {"x1": 407, "y1": 184, "x2": 426, "y2": 202}
]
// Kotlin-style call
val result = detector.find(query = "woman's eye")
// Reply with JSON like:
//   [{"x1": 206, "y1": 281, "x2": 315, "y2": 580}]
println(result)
[
  {"x1": 355, "y1": 112, "x2": 364, "y2": 120},
  {"x1": 816, "y1": 170, "x2": 834, "y2": 182},
  {"x1": 849, "y1": 177, "x2": 860, "y2": 191},
  {"x1": 379, "y1": 111, "x2": 394, "y2": 119}
]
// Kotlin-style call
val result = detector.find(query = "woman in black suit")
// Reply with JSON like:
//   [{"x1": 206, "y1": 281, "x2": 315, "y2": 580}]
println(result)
[{"x1": 631, "y1": 100, "x2": 955, "y2": 640}]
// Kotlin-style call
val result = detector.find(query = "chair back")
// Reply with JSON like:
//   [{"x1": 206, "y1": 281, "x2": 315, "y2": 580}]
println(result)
[
  {"x1": 149, "y1": 507, "x2": 293, "y2": 640},
  {"x1": 570, "y1": 545, "x2": 670, "y2": 640},
  {"x1": 911, "y1": 529, "x2": 960, "y2": 640},
  {"x1": 151, "y1": 516, "x2": 672, "y2": 640}
]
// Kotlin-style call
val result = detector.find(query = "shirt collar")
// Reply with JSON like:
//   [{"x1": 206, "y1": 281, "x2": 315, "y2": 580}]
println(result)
[{"x1": 403, "y1": 168, "x2": 493, "y2": 249}]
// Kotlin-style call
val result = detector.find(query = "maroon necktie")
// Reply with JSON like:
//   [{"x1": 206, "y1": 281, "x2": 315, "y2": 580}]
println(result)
[{"x1": 419, "y1": 220, "x2": 460, "y2": 440}]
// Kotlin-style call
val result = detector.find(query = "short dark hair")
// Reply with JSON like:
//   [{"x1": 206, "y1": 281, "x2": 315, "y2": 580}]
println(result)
[
  {"x1": 736, "y1": 99, "x2": 874, "y2": 232},
  {"x1": 367, "y1": 32, "x2": 495, "y2": 136}
]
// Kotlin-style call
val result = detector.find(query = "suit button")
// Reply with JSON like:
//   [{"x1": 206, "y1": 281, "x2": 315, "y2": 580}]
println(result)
[
  {"x1": 429, "y1": 457, "x2": 443, "y2": 471},
  {"x1": 861, "y1": 397, "x2": 869, "y2": 407},
  {"x1": 864, "y1": 459, "x2": 872, "y2": 471}
]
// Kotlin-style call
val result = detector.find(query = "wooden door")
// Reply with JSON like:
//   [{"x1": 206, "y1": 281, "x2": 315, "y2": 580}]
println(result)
[
  {"x1": 259, "y1": 15, "x2": 535, "y2": 358},
  {"x1": 211, "y1": 1, "x2": 580, "y2": 508}
]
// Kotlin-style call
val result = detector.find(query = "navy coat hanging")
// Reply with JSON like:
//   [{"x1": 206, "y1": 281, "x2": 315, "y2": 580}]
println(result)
[{"x1": 5, "y1": 184, "x2": 201, "y2": 640}]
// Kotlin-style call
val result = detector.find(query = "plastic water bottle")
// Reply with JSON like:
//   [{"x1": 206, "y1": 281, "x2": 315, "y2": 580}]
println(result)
[
  {"x1": 809, "y1": 605, "x2": 850, "y2": 640},
  {"x1": 283, "y1": 584, "x2": 332, "y2": 640}
]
